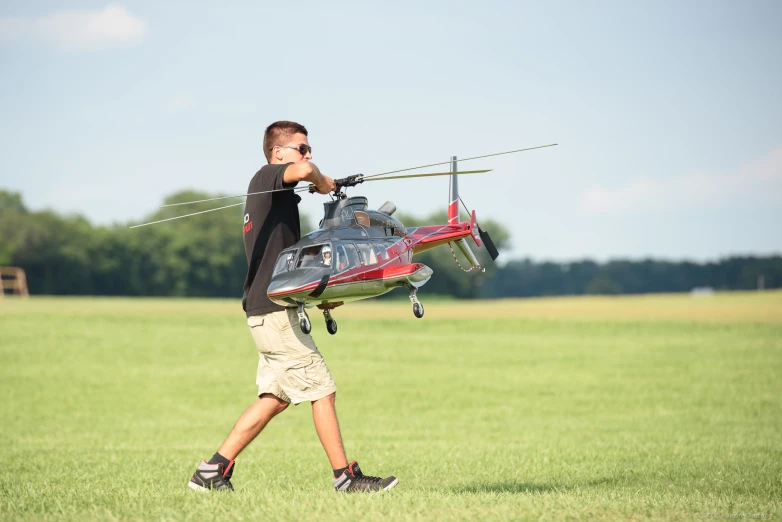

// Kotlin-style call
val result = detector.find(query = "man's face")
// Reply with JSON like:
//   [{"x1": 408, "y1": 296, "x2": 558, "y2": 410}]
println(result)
[
  {"x1": 323, "y1": 251, "x2": 331, "y2": 266},
  {"x1": 271, "y1": 132, "x2": 312, "y2": 164}
]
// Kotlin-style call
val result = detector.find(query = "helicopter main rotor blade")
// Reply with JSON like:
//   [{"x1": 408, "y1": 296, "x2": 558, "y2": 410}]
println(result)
[
  {"x1": 160, "y1": 187, "x2": 305, "y2": 208},
  {"x1": 362, "y1": 143, "x2": 558, "y2": 180},
  {"x1": 304, "y1": 169, "x2": 492, "y2": 192},
  {"x1": 129, "y1": 202, "x2": 245, "y2": 229},
  {"x1": 156, "y1": 145, "x2": 555, "y2": 207},
  {"x1": 363, "y1": 169, "x2": 491, "y2": 182}
]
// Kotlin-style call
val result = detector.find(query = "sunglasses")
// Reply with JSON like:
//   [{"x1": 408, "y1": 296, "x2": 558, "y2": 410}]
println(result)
[{"x1": 274, "y1": 144, "x2": 312, "y2": 155}]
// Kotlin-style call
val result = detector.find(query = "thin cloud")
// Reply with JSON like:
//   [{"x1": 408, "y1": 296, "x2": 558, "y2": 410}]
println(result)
[
  {"x1": 170, "y1": 93, "x2": 198, "y2": 111},
  {"x1": 0, "y1": 5, "x2": 147, "y2": 51},
  {"x1": 167, "y1": 95, "x2": 259, "y2": 113},
  {"x1": 582, "y1": 146, "x2": 782, "y2": 215}
]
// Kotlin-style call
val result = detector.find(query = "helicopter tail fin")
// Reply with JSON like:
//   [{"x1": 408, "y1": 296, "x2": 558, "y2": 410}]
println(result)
[
  {"x1": 447, "y1": 159, "x2": 499, "y2": 263},
  {"x1": 447, "y1": 167, "x2": 482, "y2": 270}
]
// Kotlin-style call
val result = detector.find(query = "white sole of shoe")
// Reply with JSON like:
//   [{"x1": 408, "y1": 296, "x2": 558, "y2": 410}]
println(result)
[
  {"x1": 188, "y1": 480, "x2": 209, "y2": 492},
  {"x1": 334, "y1": 478, "x2": 400, "y2": 493}
]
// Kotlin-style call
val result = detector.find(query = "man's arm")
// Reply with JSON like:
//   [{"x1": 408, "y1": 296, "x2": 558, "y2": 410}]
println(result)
[{"x1": 283, "y1": 162, "x2": 335, "y2": 194}]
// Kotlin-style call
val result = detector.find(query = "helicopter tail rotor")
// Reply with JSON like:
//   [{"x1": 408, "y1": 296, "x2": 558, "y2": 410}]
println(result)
[
  {"x1": 464, "y1": 203, "x2": 500, "y2": 262},
  {"x1": 479, "y1": 227, "x2": 500, "y2": 261}
]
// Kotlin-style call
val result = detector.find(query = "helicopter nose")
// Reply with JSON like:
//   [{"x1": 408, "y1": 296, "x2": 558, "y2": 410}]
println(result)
[
  {"x1": 267, "y1": 272, "x2": 297, "y2": 297},
  {"x1": 268, "y1": 268, "x2": 330, "y2": 300}
]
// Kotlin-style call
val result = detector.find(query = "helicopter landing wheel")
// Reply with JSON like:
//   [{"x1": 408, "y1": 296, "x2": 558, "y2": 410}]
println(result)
[
  {"x1": 322, "y1": 308, "x2": 338, "y2": 335},
  {"x1": 408, "y1": 288, "x2": 424, "y2": 319},
  {"x1": 300, "y1": 316, "x2": 312, "y2": 334},
  {"x1": 326, "y1": 319, "x2": 338, "y2": 335},
  {"x1": 297, "y1": 304, "x2": 311, "y2": 335}
]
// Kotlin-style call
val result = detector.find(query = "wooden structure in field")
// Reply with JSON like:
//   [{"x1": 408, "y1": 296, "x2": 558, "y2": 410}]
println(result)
[{"x1": 0, "y1": 267, "x2": 29, "y2": 299}]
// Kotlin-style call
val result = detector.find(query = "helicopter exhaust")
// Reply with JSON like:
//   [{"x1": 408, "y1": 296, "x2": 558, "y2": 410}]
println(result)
[{"x1": 378, "y1": 201, "x2": 396, "y2": 215}]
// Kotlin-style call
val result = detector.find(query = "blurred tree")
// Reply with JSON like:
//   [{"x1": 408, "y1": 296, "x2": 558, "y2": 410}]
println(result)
[
  {"x1": 585, "y1": 274, "x2": 622, "y2": 295},
  {"x1": 0, "y1": 191, "x2": 26, "y2": 265},
  {"x1": 5, "y1": 210, "x2": 94, "y2": 294},
  {"x1": 125, "y1": 190, "x2": 314, "y2": 297},
  {"x1": 0, "y1": 191, "x2": 27, "y2": 215}
]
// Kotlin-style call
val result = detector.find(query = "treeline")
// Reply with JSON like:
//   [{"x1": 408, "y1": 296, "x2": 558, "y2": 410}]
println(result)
[
  {"x1": 483, "y1": 257, "x2": 781, "y2": 297},
  {"x1": 1, "y1": 189, "x2": 780, "y2": 298},
  {"x1": 0, "y1": 190, "x2": 291, "y2": 297}
]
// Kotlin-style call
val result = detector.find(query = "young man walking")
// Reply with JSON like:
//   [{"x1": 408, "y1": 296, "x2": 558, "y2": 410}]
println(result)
[{"x1": 189, "y1": 121, "x2": 398, "y2": 493}]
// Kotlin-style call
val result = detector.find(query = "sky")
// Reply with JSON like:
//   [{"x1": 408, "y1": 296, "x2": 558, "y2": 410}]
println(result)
[{"x1": 1, "y1": 1, "x2": 780, "y2": 262}]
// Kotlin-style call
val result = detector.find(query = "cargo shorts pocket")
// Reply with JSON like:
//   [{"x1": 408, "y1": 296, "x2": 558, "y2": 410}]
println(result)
[{"x1": 282, "y1": 356, "x2": 326, "y2": 392}]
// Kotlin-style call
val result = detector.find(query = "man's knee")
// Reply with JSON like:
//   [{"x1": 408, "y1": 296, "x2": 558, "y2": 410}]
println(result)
[
  {"x1": 312, "y1": 391, "x2": 336, "y2": 405},
  {"x1": 260, "y1": 393, "x2": 290, "y2": 415}
]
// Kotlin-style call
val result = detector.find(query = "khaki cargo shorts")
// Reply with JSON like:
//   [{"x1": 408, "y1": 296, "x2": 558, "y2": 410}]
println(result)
[{"x1": 248, "y1": 308, "x2": 337, "y2": 405}]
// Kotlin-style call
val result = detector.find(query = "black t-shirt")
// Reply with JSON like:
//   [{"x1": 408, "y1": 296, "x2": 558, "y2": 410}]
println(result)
[{"x1": 242, "y1": 163, "x2": 301, "y2": 317}]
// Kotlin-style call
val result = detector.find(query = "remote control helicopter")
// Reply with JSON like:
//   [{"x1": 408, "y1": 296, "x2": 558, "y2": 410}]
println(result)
[{"x1": 132, "y1": 144, "x2": 557, "y2": 335}]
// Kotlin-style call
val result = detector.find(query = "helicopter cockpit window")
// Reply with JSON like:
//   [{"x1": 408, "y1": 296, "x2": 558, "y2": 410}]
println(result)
[
  {"x1": 273, "y1": 250, "x2": 297, "y2": 276},
  {"x1": 333, "y1": 243, "x2": 360, "y2": 272},
  {"x1": 296, "y1": 243, "x2": 333, "y2": 269},
  {"x1": 356, "y1": 243, "x2": 378, "y2": 266},
  {"x1": 371, "y1": 242, "x2": 387, "y2": 261}
]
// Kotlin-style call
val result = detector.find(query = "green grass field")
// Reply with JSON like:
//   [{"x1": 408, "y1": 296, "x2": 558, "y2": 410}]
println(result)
[{"x1": 1, "y1": 292, "x2": 781, "y2": 521}]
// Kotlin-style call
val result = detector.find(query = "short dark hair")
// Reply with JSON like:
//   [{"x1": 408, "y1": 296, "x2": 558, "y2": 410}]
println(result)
[{"x1": 263, "y1": 121, "x2": 308, "y2": 163}]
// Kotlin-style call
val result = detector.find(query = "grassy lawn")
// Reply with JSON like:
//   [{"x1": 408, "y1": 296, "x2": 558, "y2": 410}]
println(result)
[{"x1": 1, "y1": 292, "x2": 780, "y2": 521}]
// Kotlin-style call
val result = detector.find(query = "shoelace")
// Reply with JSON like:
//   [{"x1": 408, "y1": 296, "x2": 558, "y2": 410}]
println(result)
[{"x1": 354, "y1": 474, "x2": 383, "y2": 484}]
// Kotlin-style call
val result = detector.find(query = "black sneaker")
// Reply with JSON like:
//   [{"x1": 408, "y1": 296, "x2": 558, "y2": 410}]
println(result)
[
  {"x1": 333, "y1": 461, "x2": 398, "y2": 492},
  {"x1": 189, "y1": 460, "x2": 235, "y2": 491}
]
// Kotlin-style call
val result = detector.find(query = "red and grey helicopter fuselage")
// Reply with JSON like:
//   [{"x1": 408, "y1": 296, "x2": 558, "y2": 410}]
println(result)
[{"x1": 267, "y1": 193, "x2": 493, "y2": 335}]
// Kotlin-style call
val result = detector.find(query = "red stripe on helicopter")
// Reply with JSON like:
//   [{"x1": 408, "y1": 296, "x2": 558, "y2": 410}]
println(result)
[
  {"x1": 267, "y1": 263, "x2": 428, "y2": 298},
  {"x1": 331, "y1": 262, "x2": 427, "y2": 287},
  {"x1": 417, "y1": 229, "x2": 470, "y2": 244},
  {"x1": 407, "y1": 224, "x2": 472, "y2": 252},
  {"x1": 447, "y1": 201, "x2": 459, "y2": 224},
  {"x1": 379, "y1": 263, "x2": 423, "y2": 278}
]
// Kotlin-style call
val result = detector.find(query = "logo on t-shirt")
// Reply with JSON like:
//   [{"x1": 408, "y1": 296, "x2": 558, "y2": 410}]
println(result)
[{"x1": 243, "y1": 213, "x2": 253, "y2": 237}]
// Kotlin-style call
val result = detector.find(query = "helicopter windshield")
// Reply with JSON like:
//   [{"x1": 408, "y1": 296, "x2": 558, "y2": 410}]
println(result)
[
  {"x1": 273, "y1": 250, "x2": 297, "y2": 276},
  {"x1": 297, "y1": 243, "x2": 332, "y2": 269}
]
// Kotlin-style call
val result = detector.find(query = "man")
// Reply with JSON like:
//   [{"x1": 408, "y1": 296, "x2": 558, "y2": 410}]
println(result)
[{"x1": 189, "y1": 121, "x2": 398, "y2": 493}]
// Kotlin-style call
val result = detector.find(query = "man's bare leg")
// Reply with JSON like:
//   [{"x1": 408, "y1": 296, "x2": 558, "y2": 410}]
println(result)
[
  {"x1": 217, "y1": 393, "x2": 289, "y2": 460},
  {"x1": 311, "y1": 392, "x2": 348, "y2": 469}
]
